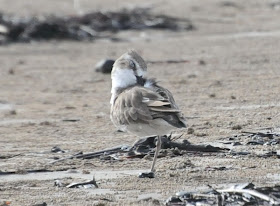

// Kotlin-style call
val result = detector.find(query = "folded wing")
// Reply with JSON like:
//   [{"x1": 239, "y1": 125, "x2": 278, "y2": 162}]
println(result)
[{"x1": 111, "y1": 86, "x2": 186, "y2": 128}]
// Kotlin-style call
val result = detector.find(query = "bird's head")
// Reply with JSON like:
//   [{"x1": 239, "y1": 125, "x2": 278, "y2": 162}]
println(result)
[{"x1": 111, "y1": 50, "x2": 147, "y2": 89}]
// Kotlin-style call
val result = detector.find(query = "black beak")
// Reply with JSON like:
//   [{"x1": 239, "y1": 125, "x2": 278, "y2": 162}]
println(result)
[{"x1": 136, "y1": 75, "x2": 145, "y2": 86}]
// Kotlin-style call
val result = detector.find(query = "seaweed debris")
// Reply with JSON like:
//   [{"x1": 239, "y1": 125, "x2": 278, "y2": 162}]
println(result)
[{"x1": 0, "y1": 8, "x2": 194, "y2": 44}]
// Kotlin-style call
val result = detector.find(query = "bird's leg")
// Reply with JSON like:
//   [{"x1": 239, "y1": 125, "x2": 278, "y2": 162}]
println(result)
[
  {"x1": 150, "y1": 135, "x2": 162, "y2": 173},
  {"x1": 138, "y1": 136, "x2": 162, "y2": 178}
]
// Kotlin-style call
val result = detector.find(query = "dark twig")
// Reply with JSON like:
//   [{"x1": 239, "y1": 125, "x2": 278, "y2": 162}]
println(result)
[
  {"x1": 50, "y1": 146, "x2": 124, "y2": 164},
  {"x1": 0, "y1": 167, "x2": 77, "y2": 175},
  {"x1": 147, "y1": 60, "x2": 190, "y2": 64},
  {"x1": 0, "y1": 153, "x2": 22, "y2": 159},
  {"x1": 241, "y1": 131, "x2": 279, "y2": 138},
  {"x1": 170, "y1": 133, "x2": 184, "y2": 142}
]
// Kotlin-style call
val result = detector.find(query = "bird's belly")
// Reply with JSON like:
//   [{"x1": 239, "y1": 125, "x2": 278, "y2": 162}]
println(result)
[{"x1": 126, "y1": 119, "x2": 175, "y2": 137}]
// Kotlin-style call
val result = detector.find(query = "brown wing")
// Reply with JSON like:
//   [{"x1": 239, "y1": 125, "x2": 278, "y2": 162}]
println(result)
[
  {"x1": 150, "y1": 84, "x2": 187, "y2": 128},
  {"x1": 111, "y1": 86, "x2": 186, "y2": 128}
]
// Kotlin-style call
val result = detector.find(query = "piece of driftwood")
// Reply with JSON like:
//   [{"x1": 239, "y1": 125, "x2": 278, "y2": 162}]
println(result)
[{"x1": 50, "y1": 135, "x2": 228, "y2": 164}]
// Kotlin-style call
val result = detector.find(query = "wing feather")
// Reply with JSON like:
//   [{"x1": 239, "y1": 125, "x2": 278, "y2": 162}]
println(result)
[
  {"x1": 144, "y1": 100, "x2": 170, "y2": 107},
  {"x1": 149, "y1": 106, "x2": 181, "y2": 112},
  {"x1": 111, "y1": 86, "x2": 186, "y2": 129}
]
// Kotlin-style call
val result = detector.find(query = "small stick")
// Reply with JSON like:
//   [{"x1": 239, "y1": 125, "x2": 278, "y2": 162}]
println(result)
[
  {"x1": 170, "y1": 133, "x2": 183, "y2": 142},
  {"x1": 0, "y1": 167, "x2": 77, "y2": 175},
  {"x1": 49, "y1": 146, "x2": 123, "y2": 164},
  {"x1": 0, "y1": 153, "x2": 22, "y2": 159},
  {"x1": 147, "y1": 60, "x2": 190, "y2": 64},
  {"x1": 49, "y1": 151, "x2": 83, "y2": 164}
]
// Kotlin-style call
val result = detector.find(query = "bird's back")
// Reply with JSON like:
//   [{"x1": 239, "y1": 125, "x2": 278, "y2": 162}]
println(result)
[{"x1": 110, "y1": 82, "x2": 186, "y2": 136}]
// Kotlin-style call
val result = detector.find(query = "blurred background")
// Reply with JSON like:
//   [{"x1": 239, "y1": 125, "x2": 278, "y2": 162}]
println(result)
[{"x1": 1, "y1": 0, "x2": 280, "y2": 205}]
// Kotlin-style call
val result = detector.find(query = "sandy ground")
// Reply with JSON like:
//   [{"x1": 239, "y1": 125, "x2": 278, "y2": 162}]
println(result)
[{"x1": 1, "y1": 0, "x2": 280, "y2": 205}]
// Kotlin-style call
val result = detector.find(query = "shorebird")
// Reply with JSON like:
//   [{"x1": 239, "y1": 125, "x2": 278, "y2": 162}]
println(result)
[{"x1": 110, "y1": 50, "x2": 186, "y2": 177}]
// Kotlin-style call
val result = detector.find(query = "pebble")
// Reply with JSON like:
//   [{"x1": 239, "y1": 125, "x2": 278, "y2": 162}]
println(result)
[{"x1": 95, "y1": 59, "x2": 115, "y2": 74}]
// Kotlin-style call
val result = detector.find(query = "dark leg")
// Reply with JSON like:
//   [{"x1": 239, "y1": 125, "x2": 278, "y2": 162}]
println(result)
[
  {"x1": 150, "y1": 136, "x2": 162, "y2": 172},
  {"x1": 138, "y1": 136, "x2": 162, "y2": 178}
]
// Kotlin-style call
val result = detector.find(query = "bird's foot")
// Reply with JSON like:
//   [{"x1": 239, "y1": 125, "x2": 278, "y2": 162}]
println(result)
[{"x1": 138, "y1": 172, "x2": 155, "y2": 178}]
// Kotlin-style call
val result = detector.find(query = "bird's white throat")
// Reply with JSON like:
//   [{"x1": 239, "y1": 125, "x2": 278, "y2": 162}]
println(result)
[
  {"x1": 110, "y1": 68, "x2": 137, "y2": 104},
  {"x1": 111, "y1": 68, "x2": 137, "y2": 90}
]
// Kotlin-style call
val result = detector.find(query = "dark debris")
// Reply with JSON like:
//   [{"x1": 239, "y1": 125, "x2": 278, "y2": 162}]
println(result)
[
  {"x1": 66, "y1": 176, "x2": 98, "y2": 188},
  {"x1": 0, "y1": 8, "x2": 194, "y2": 44},
  {"x1": 51, "y1": 146, "x2": 65, "y2": 153},
  {"x1": 50, "y1": 135, "x2": 228, "y2": 164},
  {"x1": 128, "y1": 135, "x2": 228, "y2": 158},
  {"x1": 138, "y1": 172, "x2": 155, "y2": 178},
  {"x1": 95, "y1": 59, "x2": 115, "y2": 73},
  {"x1": 32, "y1": 203, "x2": 47, "y2": 206},
  {"x1": 222, "y1": 128, "x2": 280, "y2": 146},
  {"x1": 166, "y1": 183, "x2": 280, "y2": 206},
  {"x1": 54, "y1": 176, "x2": 98, "y2": 189},
  {"x1": 243, "y1": 130, "x2": 280, "y2": 146}
]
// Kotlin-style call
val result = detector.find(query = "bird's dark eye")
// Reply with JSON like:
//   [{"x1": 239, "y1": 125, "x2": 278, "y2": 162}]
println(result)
[{"x1": 129, "y1": 60, "x2": 136, "y2": 69}]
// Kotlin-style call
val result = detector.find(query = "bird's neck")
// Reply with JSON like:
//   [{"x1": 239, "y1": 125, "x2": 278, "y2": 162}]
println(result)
[{"x1": 110, "y1": 77, "x2": 157, "y2": 105}]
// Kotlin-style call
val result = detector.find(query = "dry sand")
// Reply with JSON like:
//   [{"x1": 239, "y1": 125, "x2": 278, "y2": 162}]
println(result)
[{"x1": 0, "y1": 0, "x2": 280, "y2": 205}]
